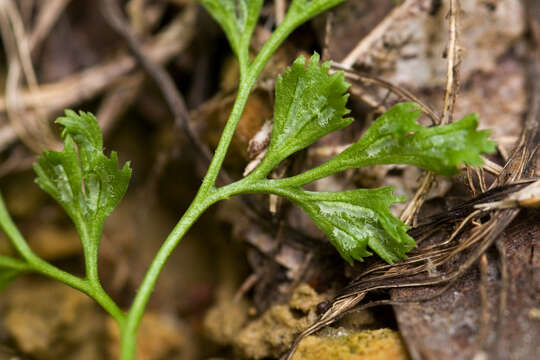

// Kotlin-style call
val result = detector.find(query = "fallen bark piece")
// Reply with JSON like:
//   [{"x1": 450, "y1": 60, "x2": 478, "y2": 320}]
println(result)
[{"x1": 392, "y1": 211, "x2": 540, "y2": 360}]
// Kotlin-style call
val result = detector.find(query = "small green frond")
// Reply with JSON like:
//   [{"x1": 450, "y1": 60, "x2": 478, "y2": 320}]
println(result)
[
  {"x1": 328, "y1": 103, "x2": 496, "y2": 176},
  {"x1": 33, "y1": 110, "x2": 131, "y2": 250},
  {"x1": 262, "y1": 53, "x2": 351, "y2": 172},
  {"x1": 293, "y1": 187, "x2": 414, "y2": 264},
  {"x1": 198, "y1": 0, "x2": 263, "y2": 63}
]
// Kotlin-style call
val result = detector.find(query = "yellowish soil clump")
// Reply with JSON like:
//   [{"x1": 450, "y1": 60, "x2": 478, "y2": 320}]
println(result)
[{"x1": 293, "y1": 328, "x2": 409, "y2": 360}]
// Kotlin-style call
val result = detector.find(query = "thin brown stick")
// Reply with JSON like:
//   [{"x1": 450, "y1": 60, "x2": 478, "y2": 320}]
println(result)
[
  {"x1": 495, "y1": 238, "x2": 509, "y2": 354},
  {"x1": 0, "y1": 1, "x2": 56, "y2": 152},
  {"x1": 28, "y1": 0, "x2": 71, "y2": 52},
  {"x1": 399, "y1": 0, "x2": 461, "y2": 225},
  {"x1": 333, "y1": 64, "x2": 441, "y2": 124},
  {"x1": 466, "y1": 166, "x2": 478, "y2": 195},
  {"x1": 478, "y1": 157, "x2": 503, "y2": 176},
  {"x1": 441, "y1": 0, "x2": 460, "y2": 125},
  {"x1": 275, "y1": 0, "x2": 286, "y2": 25},
  {"x1": 0, "y1": 7, "x2": 196, "y2": 114},
  {"x1": 321, "y1": 11, "x2": 333, "y2": 62},
  {"x1": 400, "y1": 172, "x2": 435, "y2": 225},
  {"x1": 101, "y1": 0, "x2": 213, "y2": 164},
  {"x1": 477, "y1": 253, "x2": 490, "y2": 348},
  {"x1": 421, "y1": 209, "x2": 482, "y2": 249},
  {"x1": 340, "y1": 0, "x2": 418, "y2": 68},
  {"x1": 477, "y1": 167, "x2": 487, "y2": 192},
  {"x1": 234, "y1": 273, "x2": 259, "y2": 302}
]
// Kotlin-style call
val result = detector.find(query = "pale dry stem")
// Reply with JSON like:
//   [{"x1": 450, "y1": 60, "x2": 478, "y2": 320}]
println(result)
[{"x1": 400, "y1": 0, "x2": 461, "y2": 225}]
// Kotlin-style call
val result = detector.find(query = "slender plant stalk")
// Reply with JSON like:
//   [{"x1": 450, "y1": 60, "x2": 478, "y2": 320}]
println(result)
[
  {"x1": 119, "y1": 193, "x2": 215, "y2": 359},
  {"x1": 119, "y1": 14, "x2": 311, "y2": 358},
  {"x1": 0, "y1": 193, "x2": 125, "y2": 324},
  {"x1": 0, "y1": 255, "x2": 32, "y2": 271}
]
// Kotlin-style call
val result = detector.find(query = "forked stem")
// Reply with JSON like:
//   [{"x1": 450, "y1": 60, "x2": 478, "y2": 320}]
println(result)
[{"x1": 117, "y1": 8, "x2": 326, "y2": 357}]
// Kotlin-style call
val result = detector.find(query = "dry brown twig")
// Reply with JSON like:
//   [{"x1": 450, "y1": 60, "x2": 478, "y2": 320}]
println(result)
[
  {"x1": 339, "y1": 0, "x2": 419, "y2": 69},
  {"x1": 101, "y1": 0, "x2": 213, "y2": 166},
  {"x1": 442, "y1": 0, "x2": 460, "y2": 125},
  {"x1": 0, "y1": 0, "x2": 58, "y2": 153},
  {"x1": 28, "y1": 0, "x2": 71, "y2": 51},
  {"x1": 0, "y1": 5, "x2": 197, "y2": 153},
  {"x1": 96, "y1": 74, "x2": 145, "y2": 134},
  {"x1": 321, "y1": 10, "x2": 333, "y2": 62},
  {"x1": 275, "y1": 0, "x2": 286, "y2": 25},
  {"x1": 400, "y1": 0, "x2": 461, "y2": 226},
  {"x1": 476, "y1": 253, "x2": 490, "y2": 349},
  {"x1": 332, "y1": 63, "x2": 441, "y2": 124}
]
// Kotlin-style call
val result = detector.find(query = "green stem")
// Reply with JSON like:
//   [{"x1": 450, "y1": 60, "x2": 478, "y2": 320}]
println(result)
[
  {"x1": 83, "y1": 226, "x2": 103, "y2": 288},
  {"x1": 119, "y1": 25, "x2": 299, "y2": 360},
  {"x1": 88, "y1": 281, "x2": 126, "y2": 325},
  {"x1": 0, "y1": 192, "x2": 125, "y2": 325},
  {"x1": 0, "y1": 193, "x2": 85, "y2": 289},
  {"x1": 120, "y1": 177, "x2": 306, "y2": 358},
  {"x1": 214, "y1": 177, "x2": 302, "y2": 202},
  {"x1": 200, "y1": 9, "x2": 321, "y2": 193},
  {"x1": 244, "y1": 151, "x2": 350, "y2": 191},
  {"x1": 120, "y1": 192, "x2": 216, "y2": 360},
  {"x1": 119, "y1": 2, "x2": 348, "y2": 358},
  {"x1": 0, "y1": 255, "x2": 32, "y2": 271},
  {"x1": 267, "y1": 158, "x2": 348, "y2": 188}
]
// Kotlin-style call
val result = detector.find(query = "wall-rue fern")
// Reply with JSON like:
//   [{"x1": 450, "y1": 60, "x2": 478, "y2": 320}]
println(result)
[{"x1": 0, "y1": 1, "x2": 495, "y2": 359}]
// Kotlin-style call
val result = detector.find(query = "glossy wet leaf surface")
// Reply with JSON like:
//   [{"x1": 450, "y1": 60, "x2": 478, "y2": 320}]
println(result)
[
  {"x1": 34, "y1": 111, "x2": 131, "y2": 247},
  {"x1": 327, "y1": 102, "x2": 496, "y2": 176},
  {"x1": 293, "y1": 187, "x2": 415, "y2": 264},
  {"x1": 265, "y1": 53, "x2": 352, "y2": 169}
]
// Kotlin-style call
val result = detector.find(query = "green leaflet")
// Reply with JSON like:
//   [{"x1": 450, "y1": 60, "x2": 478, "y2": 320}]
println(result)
[
  {"x1": 198, "y1": 0, "x2": 345, "y2": 71},
  {"x1": 259, "y1": 96, "x2": 495, "y2": 264},
  {"x1": 327, "y1": 102, "x2": 497, "y2": 176},
  {"x1": 33, "y1": 111, "x2": 131, "y2": 252},
  {"x1": 292, "y1": 188, "x2": 415, "y2": 264},
  {"x1": 286, "y1": 0, "x2": 347, "y2": 29},
  {"x1": 199, "y1": 0, "x2": 263, "y2": 64},
  {"x1": 263, "y1": 53, "x2": 351, "y2": 172}
]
